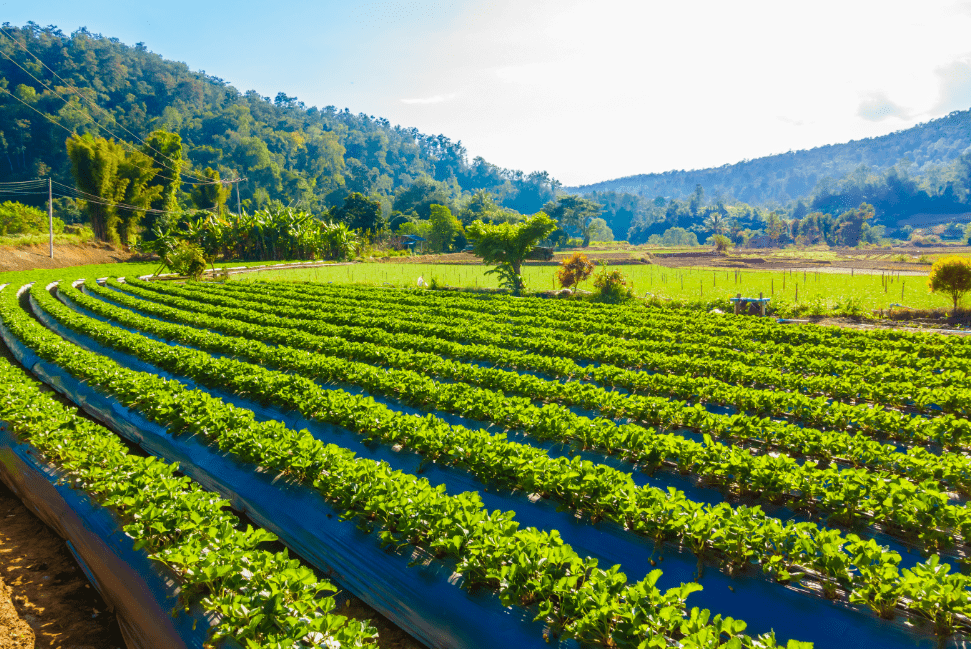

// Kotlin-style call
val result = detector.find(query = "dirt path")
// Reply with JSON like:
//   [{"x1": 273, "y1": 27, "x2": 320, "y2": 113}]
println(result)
[
  {"x1": 0, "y1": 243, "x2": 135, "y2": 273},
  {"x1": 0, "y1": 479, "x2": 125, "y2": 649},
  {"x1": 0, "y1": 568, "x2": 33, "y2": 649}
]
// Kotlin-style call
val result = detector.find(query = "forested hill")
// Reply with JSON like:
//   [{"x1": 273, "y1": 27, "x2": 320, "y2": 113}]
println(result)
[
  {"x1": 568, "y1": 109, "x2": 971, "y2": 206},
  {"x1": 0, "y1": 23, "x2": 558, "y2": 216}
]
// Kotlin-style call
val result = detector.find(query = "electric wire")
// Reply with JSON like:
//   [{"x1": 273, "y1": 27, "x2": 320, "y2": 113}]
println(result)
[
  {"x1": 0, "y1": 84, "x2": 222, "y2": 187},
  {"x1": 0, "y1": 25, "x2": 211, "y2": 183}
]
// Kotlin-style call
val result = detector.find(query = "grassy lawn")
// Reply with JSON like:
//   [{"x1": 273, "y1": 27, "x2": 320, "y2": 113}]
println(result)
[{"x1": 236, "y1": 262, "x2": 956, "y2": 311}]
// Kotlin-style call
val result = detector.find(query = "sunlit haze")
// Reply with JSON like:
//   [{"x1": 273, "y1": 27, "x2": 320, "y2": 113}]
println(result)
[{"x1": 6, "y1": 0, "x2": 971, "y2": 186}]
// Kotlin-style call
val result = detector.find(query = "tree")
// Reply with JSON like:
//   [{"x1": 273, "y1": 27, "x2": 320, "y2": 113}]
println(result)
[
  {"x1": 586, "y1": 218, "x2": 614, "y2": 242},
  {"x1": 140, "y1": 130, "x2": 184, "y2": 238},
  {"x1": 331, "y1": 192, "x2": 384, "y2": 232},
  {"x1": 928, "y1": 256, "x2": 971, "y2": 311},
  {"x1": 541, "y1": 195, "x2": 602, "y2": 246},
  {"x1": 190, "y1": 167, "x2": 231, "y2": 212},
  {"x1": 116, "y1": 149, "x2": 163, "y2": 245},
  {"x1": 706, "y1": 234, "x2": 733, "y2": 251},
  {"x1": 66, "y1": 133, "x2": 126, "y2": 242},
  {"x1": 833, "y1": 203, "x2": 875, "y2": 247},
  {"x1": 392, "y1": 176, "x2": 453, "y2": 219},
  {"x1": 466, "y1": 212, "x2": 557, "y2": 293},
  {"x1": 427, "y1": 204, "x2": 463, "y2": 252},
  {"x1": 556, "y1": 252, "x2": 594, "y2": 294}
]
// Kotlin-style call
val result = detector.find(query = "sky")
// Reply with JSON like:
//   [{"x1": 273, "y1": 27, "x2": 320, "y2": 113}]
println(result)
[{"x1": 5, "y1": 0, "x2": 971, "y2": 187}]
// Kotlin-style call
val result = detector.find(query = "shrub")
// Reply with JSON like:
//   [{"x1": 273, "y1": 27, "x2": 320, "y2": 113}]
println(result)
[
  {"x1": 556, "y1": 252, "x2": 594, "y2": 294},
  {"x1": 706, "y1": 234, "x2": 733, "y2": 252},
  {"x1": 167, "y1": 242, "x2": 207, "y2": 279},
  {"x1": 928, "y1": 256, "x2": 971, "y2": 311},
  {"x1": 593, "y1": 265, "x2": 633, "y2": 303},
  {"x1": 0, "y1": 200, "x2": 64, "y2": 236}
]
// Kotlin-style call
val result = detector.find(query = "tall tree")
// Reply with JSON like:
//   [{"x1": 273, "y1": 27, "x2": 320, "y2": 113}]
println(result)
[
  {"x1": 331, "y1": 192, "x2": 384, "y2": 232},
  {"x1": 140, "y1": 130, "x2": 184, "y2": 237},
  {"x1": 190, "y1": 167, "x2": 231, "y2": 212},
  {"x1": 116, "y1": 149, "x2": 163, "y2": 245},
  {"x1": 541, "y1": 195, "x2": 602, "y2": 246},
  {"x1": 66, "y1": 134, "x2": 127, "y2": 243},
  {"x1": 427, "y1": 204, "x2": 463, "y2": 252}
]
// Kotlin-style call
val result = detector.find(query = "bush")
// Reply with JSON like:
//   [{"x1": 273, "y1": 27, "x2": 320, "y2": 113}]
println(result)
[
  {"x1": 592, "y1": 266, "x2": 633, "y2": 303},
  {"x1": 167, "y1": 242, "x2": 207, "y2": 278},
  {"x1": 705, "y1": 234, "x2": 733, "y2": 252},
  {"x1": 556, "y1": 252, "x2": 594, "y2": 293},
  {"x1": 0, "y1": 200, "x2": 64, "y2": 236}
]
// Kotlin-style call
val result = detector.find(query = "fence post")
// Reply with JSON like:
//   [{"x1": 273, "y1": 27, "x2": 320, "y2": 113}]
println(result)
[
  {"x1": 759, "y1": 292, "x2": 764, "y2": 316},
  {"x1": 734, "y1": 293, "x2": 741, "y2": 315}
]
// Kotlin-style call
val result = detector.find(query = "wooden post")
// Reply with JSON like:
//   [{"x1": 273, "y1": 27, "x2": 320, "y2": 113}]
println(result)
[
  {"x1": 759, "y1": 292, "x2": 765, "y2": 316},
  {"x1": 48, "y1": 178, "x2": 53, "y2": 259},
  {"x1": 795, "y1": 283, "x2": 798, "y2": 303},
  {"x1": 734, "y1": 292, "x2": 741, "y2": 315},
  {"x1": 771, "y1": 278, "x2": 774, "y2": 296}
]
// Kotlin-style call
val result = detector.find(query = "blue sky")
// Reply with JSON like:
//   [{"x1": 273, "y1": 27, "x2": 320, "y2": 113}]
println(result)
[{"x1": 5, "y1": 0, "x2": 971, "y2": 186}]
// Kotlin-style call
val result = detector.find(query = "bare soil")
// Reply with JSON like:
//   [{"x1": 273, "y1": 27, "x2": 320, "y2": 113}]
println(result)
[
  {"x1": 0, "y1": 569, "x2": 33, "y2": 649},
  {"x1": 0, "y1": 479, "x2": 124, "y2": 649},
  {"x1": 0, "y1": 243, "x2": 136, "y2": 273}
]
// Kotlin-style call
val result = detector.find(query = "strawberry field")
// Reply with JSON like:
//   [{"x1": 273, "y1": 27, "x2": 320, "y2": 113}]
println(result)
[{"x1": 2, "y1": 275, "x2": 971, "y2": 648}]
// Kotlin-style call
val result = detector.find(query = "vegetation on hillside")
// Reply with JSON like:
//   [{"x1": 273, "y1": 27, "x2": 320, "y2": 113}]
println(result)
[{"x1": 0, "y1": 23, "x2": 558, "y2": 223}]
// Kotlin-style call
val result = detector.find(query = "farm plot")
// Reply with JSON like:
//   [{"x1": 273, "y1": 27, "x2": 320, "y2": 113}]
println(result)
[{"x1": 3, "y1": 276, "x2": 971, "y2": 648}]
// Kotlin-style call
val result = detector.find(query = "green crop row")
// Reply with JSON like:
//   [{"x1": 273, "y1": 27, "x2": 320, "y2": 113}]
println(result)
[
  {"x1": 91, "y1": 278, "x2": 971, "y2": 501},
  {"x1": 68, "y1": 278, "x2": 971, "y2": 549},
  {"x1": 0, "y1": 340, "x2": 377, "y2": 648},
  {"x1": 0, "y1": 282, "x2": 804, "y2": 649},
  {"x1": 239, "y1": 280, "x2": 971, "y2": 380},
  {"x1": 209, "y1": 280, "x2": 971, "y2": 379},
  {"x1": 125, "y1": 278, "x2": 971, "y2": 445},
  {"x1": 39, "y1": 280, "x2": 971, "y2": 631},
  {"x1": 250, "y1": 280, "x2": 971, "y2": 361}
]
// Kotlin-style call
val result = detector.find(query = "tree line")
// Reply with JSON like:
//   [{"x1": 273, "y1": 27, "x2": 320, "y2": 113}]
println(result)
[{"x1": 0, "y1": 23, "x2": 558, "y2": 226}]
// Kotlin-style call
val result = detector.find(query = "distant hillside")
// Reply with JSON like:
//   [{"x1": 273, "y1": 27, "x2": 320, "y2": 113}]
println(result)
[
  {"x1": 568, "y1": 110, "x2": 971, "y2": 206},
  {"x1": 0, "y1": 23, "x2": 557, "y2": 217}
]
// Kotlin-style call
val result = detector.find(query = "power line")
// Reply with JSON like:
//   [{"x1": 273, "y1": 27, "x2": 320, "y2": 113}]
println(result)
[
  {"x1": 0, "y1": 25, "x2": 210, "y2": 183},
  {"x1": 51, "y1": 180, "x2": 194, "y2": 215},
  {"x1": 0, "y1": 84, "x2": 223, "y2": 187}
]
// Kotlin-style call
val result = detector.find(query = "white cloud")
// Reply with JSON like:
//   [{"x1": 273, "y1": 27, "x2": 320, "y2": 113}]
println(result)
[{"x1": 399, "y1": 93, "x2": 457, "y2": 105}]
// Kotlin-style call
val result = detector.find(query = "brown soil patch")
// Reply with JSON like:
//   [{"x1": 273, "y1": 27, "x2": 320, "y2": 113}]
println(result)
[
  {"x1": 0, "y1": 480, "x2": 124, "y2": 649},
  {"x1": 0, "y1": 570, "x2": 33, "y2": 649},
  {"x1": 0, "y1": 243, "x2": 135, "y2": 273}
]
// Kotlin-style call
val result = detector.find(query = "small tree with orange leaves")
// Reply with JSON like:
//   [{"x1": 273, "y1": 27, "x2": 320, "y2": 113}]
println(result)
[{"x1": 556, "y1": 251, "x2": 594, "y2": 294}]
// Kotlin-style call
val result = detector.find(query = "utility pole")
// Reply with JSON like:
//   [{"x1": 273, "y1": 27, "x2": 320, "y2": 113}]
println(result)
[
  {"x1": 48, "y1": 178, "x2": 53, "y2": 259},
  {"x1": 236, "y1": 177, "x2": 242, "y2": 215}
]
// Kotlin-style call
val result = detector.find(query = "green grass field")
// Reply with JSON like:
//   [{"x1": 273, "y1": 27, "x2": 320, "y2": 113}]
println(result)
[{"x1": 237, "y1": 262, "x2": 954, "y2": 312}]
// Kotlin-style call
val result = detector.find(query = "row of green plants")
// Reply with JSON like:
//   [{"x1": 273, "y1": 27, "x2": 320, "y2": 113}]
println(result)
[
  {"x1": 66, "y1": 278, "x2": 971, "y2": 550},
  {"x1": 288, "y1": 280, "x2": 971, "y2": 378},
  {"x1": 95, "y1": 278, "x2": 971, "y2": 499},
  {"x1": 0, "y1": 282, "x2": 804, "y2": 649},
  {"x1": 0, "y1": 340, "x2": 377, "y2": 648},
  {"x1": 133, "y1": 279, "x2": 971, "y2": 446},
  {"x1": 297, "y1": 280, "x2": 971, "y2": 357},
  {"x1": 235, "y1": 279, "x2": 971, "y2": 377},
  {"x1": 204, "y1": 279, "x2": 971, "y2": 417},
  {"x1": 30, "y1": 279, "x2": 971, "y2": 637}
]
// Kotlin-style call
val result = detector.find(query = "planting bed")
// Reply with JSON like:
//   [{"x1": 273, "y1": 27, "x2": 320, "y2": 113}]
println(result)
[{"x1": 3, "y1": 274, "x2": 971, "y2": 647}]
